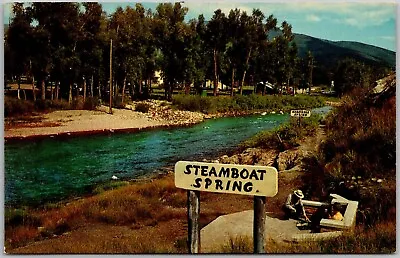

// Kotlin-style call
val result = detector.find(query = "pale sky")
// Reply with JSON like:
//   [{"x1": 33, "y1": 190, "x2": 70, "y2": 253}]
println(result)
[{"x1": 2, "y1": 1, "x2": 397, "y2": 51}]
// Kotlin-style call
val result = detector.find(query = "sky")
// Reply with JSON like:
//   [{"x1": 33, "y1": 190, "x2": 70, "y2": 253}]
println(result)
[{"x1": 2, "y1": 1, "x2": 397, "y2": 51}]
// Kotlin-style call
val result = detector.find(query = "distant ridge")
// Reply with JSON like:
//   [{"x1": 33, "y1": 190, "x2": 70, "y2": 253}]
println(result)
[{"x1": 293, "y1": 33, "x2": 395, "y2": 68}]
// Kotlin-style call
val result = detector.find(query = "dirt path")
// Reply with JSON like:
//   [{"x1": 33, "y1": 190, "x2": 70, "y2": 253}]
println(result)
[{"x1": 297, "y1": 125, "x2": 326, "y2": 154}]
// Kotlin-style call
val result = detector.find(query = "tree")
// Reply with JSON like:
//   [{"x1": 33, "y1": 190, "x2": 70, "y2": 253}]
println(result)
[
  {"x1": 274, "y1": 21, "x2": 294, "y2": 94},
  {"x1": 305, "y1": 51, "x2": 314, "y2": 94},
  {"x1": 7, "y1": 3, "x2": 34, "y2": 100},
  {"x1": 334, "y1": 58, "x2": 372, "y2": 97},
  {"x1": 153, "y1": 2, "x2": 189, "y2": 100},
  {"x1": 287, "y1": 41, "x2": 299, "y2": 94},
  {"x1": 225, "y1": 9, "x2": 242, "y2": 96},
  {"x1": 206, "y1": 9, "x2": 228, "y2": 96},
  {"x1": 31, "y1": 2, "x2": 82, "y2": 102},
  {"x1": 237, "y1": 9, "x2": 269, "y2": 95},
  {"x1": 78, "y1": 3, "x2": 106, "y2": 101}
]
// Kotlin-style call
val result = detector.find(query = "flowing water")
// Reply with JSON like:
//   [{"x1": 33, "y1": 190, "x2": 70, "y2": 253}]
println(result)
[{"x1": 5, "y1": 106, "x2": 332, "y2": 206}]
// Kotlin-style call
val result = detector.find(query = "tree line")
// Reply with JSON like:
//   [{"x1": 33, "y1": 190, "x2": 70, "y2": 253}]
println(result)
[{"x1": 5, "y1": 2, "x2": 382, "y2": 104}]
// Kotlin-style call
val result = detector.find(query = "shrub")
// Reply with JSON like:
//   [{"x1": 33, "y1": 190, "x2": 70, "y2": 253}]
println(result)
[
  {"x1": 4, "y1": 97, "x2": 35, "y2": 117},
  {"x1": 302, "y1": 81, "x2": 396, "y2": 225},
  {"x1": 113, "y1": 96, "x2": 125, "y2": 109},
  {"x1": 135, "y1": 103, "x2": 151, "y2": 113},
  {"x1": 172, "y1": 94, "x2": 330, "y2": 114},
  {"x1": 49, "y1": 100, "x2": 70, "y2": 110},
  {"x1": 83, "y1": 97, "x2": 100, "y2": 110},
  {"x1": 34, "y1": 99, "x2": 53, "y2": 110}
]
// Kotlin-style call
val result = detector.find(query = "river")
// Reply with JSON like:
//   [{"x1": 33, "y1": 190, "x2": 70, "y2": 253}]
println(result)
[{"x1": 4, "y1": 106, "x2": 332, "y2": 206}]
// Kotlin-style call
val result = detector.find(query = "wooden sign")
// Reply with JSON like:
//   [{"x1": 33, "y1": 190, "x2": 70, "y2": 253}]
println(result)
[
  {"x1": 175, "y1": 161, "x2": 278, "y2": 197},
  {"x1": 290, "y1": 109, "x2": 311, "y2": 117}
]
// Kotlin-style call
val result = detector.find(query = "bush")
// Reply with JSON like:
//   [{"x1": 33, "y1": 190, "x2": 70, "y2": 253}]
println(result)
[
  {"x1": 83, "y1": 97, "x2": 100, "y2": 110},
  {"x1": 172, "y1": 94, "x2": 330, "y2": 114},
  {"x1": 113, "y1": 96, "x2": 125, "y2": 109},
  {"x1": 135, "y1": 103, "x2": 151, "y2": 113},
  {"x1": 4, "y1": 97, "x2": 35, "y2": 117},
  {"x1": 302, "y1": 82, "x2": 396, "y2": 225},
  {"x1": 71, "y1": 97, "x2": 84, "y2": 110}
]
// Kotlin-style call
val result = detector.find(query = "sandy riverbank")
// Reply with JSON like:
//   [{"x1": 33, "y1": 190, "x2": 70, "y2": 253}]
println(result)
[{"x1": 4, "y1": 100, "x2": 205, "y2": 140}]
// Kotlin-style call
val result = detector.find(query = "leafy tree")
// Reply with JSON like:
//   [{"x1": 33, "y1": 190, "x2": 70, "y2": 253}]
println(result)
[
  {"x1": 274, "y1": 21, "x2": 294, "y2": 94},
  {"x1": 334, "y1": 58, "x2": 372, "y2": 96},
  {"x1": 153, "y1": 2, "x2": 189, "y2": 100},
  {"x1": 206, "y1": 9, "x2": 228, "y2": 96},
  {"x1": 246, "y1": 14, "x2": 277, "y2": 95},
  {"x1": 7, "y1": 3, "x2": 35, "y2": 100},
  {"x1": 287, "y1": 41, "x2": 299, "y2": 94},
  {"x1": 305, "y1": 51, "x2": 314, "y2": 94},
  {"x1": 31, "y1": 2, "x2": 82, "y2": 102},
  {"x1": 78, "y1": 2, "x2": 106, "y2": 101},
  {"x1": 237, "y1": 9, "x2": 268, "y2": 95},
  {"x1": 225, "y1": 9, "x2": 242, "y2": 96}
]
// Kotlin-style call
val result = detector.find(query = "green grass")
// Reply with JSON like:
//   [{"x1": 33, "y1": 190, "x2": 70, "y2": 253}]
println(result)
[
  {"x1": 171, "y1": 94, "x2": 330, "y2": 114},
  {"x1": 240, "y1": 114, "x2": 321, "y2": 151}
]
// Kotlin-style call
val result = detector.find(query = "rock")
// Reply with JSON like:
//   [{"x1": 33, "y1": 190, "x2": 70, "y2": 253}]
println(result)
[
  {"x1": 239, "y1": 148, "x2": 259, "y2": 164},
  {"x1": 277, "y1": 149, "x2": 305, "y2": 171},
  {"x1": 220, "y1": 154, "x2": 240, "y2": 164},
  {"x1": 377, "y1": 179, "x2": 383, "y2": 183},
  {"x1": 256, "y1": 149, "x2": 278, "y2": 166}
]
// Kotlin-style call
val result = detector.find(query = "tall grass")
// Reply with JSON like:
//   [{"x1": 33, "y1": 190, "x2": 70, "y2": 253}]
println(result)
[
  {"x1": 302, "y1": 84, "x2": 396, "y2": 225},
  {"x1": 172, "y1": 94, "x2": 329, "y2": 114},
  {"x1": 241, "y1": 114, "x2": 321, "y2": 151},
  {"x1": 5, "y1": 175, "x2": 187, "y2": 250},
  {"x1": 217, "y1": 222, "x2": 395, "y2": 254}
]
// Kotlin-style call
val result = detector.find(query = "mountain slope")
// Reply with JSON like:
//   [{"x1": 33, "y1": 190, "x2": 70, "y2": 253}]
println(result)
[{"x1": 293, "y1": 33, "x2": 396, "y2": 69}]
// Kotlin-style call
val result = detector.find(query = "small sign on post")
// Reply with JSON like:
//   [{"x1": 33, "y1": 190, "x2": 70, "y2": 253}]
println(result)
[
  {"x1": 175, "y1": 161, "x2": 278, "y2": 253},
  {"x1": 290, "y1": 109, "x2": 311, "y2": 117},
  {"x1": 290, "y1": 109, "x2": 311, "y2": 127}
]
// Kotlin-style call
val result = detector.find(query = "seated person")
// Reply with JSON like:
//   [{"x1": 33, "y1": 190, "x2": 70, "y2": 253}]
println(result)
[
  {"x1": 283, "y1": 189, "x2": 310, "y2": 222},
  {"x1": 329, "y1": 203, "x2": 344, "y2": 221},
  {"x1": 309, "y1": 205, "x2": 330, "y2": 233}
]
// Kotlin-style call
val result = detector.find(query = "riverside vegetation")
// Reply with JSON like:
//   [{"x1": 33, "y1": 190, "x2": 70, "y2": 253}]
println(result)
[
  {"x1": 4, "y1": 85, "x2": 395, "y2": 253},
  {"x1": 218, "y1": 78, "x2": 396, "y2": 253},
  {"x1": 4, "y1": 93, "x2": 329, "y2": 253}
]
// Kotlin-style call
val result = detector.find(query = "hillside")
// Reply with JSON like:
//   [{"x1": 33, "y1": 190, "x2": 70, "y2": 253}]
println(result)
[{"x1": 293, "y1": 33, "x2": 396, "y2": 69}]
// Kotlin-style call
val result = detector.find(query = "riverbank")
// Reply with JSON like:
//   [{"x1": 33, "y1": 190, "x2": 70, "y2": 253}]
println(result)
[
  {"x1": 4, "y1": 100, "x2": 205, "y2": 141},
  {"x1": 4, "y1": 114, "x2": 324, "y2": 253},
  {"x1": 4, "y1": 97, "x2": 337, "y2": 141}
]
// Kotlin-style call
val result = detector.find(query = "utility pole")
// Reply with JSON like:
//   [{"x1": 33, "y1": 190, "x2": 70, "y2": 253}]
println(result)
[{"x1": 109, "y1": 39, "x2": 113, "y2": 114}]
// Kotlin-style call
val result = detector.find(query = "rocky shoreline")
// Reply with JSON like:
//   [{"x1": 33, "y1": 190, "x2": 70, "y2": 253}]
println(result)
[
  {"x1": 4, "y1": 99, "x2": 284, "y2": 142},
  {"x1": 5, "y1": 99, "x2": 335, "y2": 143}
]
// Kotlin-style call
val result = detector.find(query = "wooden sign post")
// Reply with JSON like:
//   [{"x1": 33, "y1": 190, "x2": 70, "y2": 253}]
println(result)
[
  {"x1": 253, "y1": 196, "x2": 267, "y2": 253},
  {"x1": 175, "y1": 161, "x2": 278, "y2": 254},
  {"x1": 187, "y1": 190, "x2": 200, "y2": 253}
]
